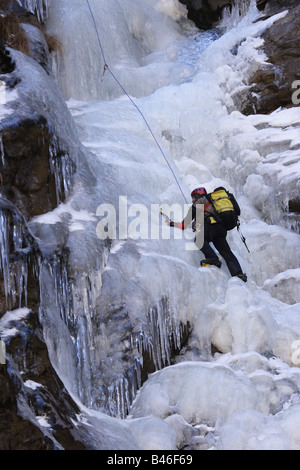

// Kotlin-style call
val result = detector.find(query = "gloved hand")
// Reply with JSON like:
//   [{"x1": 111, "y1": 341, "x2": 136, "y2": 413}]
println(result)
[{"x1": 168, "y1": 220, "x2": 174, "y2": 227}]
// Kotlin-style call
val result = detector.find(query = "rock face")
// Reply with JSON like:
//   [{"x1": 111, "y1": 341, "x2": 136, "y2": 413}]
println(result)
[
  {"x1": 179, "y1": 0, "x2": 233, "y2": 29},
  {"x1": 0, "y1": 197, "x2": 86, "y2": 449},
  {"x1": 0, "y1": 3, "x2": 85, "y2": 450},
  {"x1": 0, "y1": 42, "x2": 15, "y2": 74},
  {"x1": 0, "y1": 311, "x2": 86, "y2": 450},
  {"x1": 242, "y1": 0, "x2": 300, "y2": 115},
  {"x1": 0, "y1": 116, "x2": 59, "y2": 219},
  {"x1": 256, "y1": 0, "x2": 296, "y2": 14},
  {"x1": 179, "y1": 0, "x2": 254, "y2": 29}
]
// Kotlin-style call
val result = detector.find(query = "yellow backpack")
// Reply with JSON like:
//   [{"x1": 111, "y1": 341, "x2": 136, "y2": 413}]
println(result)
[{"x1": 208, "y1": 187, "x2": 240, "y2": 230}]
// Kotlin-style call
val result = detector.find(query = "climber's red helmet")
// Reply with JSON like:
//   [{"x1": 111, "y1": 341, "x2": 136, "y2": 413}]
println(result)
[{"x1": 191, "y1": 187, "x2": 207, "y2": 199}]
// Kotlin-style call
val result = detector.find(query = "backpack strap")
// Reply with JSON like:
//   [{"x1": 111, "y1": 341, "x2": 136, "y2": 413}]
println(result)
[{"x1": 203, "y1": 195, "x2": 221, "y2": 224}]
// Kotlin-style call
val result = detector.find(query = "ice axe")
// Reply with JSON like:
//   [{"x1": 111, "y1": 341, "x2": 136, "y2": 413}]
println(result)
[
  {"x1": 159, "y1": 209, "x2": 173, "y2": 226},
  {"x1": 237, "y1": 221, "x2": 250, "y2": 253}
]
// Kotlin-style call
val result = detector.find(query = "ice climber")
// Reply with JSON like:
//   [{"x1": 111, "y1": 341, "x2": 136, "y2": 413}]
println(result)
[{"x1": 168, "y1": 187, "x2": 247, "y2": 282}]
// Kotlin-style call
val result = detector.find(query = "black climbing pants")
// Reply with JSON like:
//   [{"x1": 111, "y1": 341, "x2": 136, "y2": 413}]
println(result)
[{"x1": 197, "y1": 223, "x2": 243, "y2": 277}]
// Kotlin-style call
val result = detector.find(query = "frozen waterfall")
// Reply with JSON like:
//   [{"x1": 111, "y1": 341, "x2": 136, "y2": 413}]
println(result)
[{"x1": 2, "y1": 0, "x2": 300, "y2": 450}]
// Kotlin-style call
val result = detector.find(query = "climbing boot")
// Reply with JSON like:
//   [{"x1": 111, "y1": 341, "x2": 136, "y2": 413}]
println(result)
[
  {"x1": 200, "y1": 258, "x2": 222, "y2": 268},
  {"x1": 236, "y1": 273, "x2": 247, "y2": 282}
]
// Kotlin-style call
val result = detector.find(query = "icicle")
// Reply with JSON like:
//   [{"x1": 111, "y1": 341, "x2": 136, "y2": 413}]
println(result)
[
  {"x1": 0, "y1": 210, "x2": 11, "y2": 304},
  {"x1": 37, "y1": 247, "x2": 186, "y2": 420},
  {"x1": 0, "y1": 134, "x2": 5, "y2": 167},
  {"x1": 16, "y1": 0, "x2": 49, "y2": 23},
  {"x1": 220, "y1": 0, "x2": 254, "y2": 30},
  {"x1": 146, "y1": 295, "x2": 183, "y2": 372},
  {"x1": 234, "y1": 0, "x2": 252, "y2": 17},
  {"x1": 0, "y1": 205, "x2": 39, "y2": 310},
  {"x1": 106, "y1": 363, "x2": 142, "y2": 420},
  {"x1": 50, "y1": 256, "x2": 69, "y2": 325},
  {"x1": 49, "y1": 139, "x2": 75, "y2": 205}
]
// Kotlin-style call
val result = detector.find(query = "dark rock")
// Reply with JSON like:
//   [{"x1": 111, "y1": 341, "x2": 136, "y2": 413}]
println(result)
[
  {"x1": 0, "y1": 115, "x2": 76, "y2": 219},
  {"x1": 0, "y1": 11, "x2": 30, "y2": 56},
  {"x1": 21, "y1": 22, "x2": 51, "y2": 73},
  {"x1": 0, "y1": 199, "x2": 87, "y2": 450},
  {"x1": 240, "y1": 2, "x2": 300, "y2": 115},
  {"x1": 181, "y1": 0, "x2": 300, "y2": 115},
  {"x1": 289, "y1": 198, "x2": 300, "y2": 214},
  {"x1": 256, "y1": 0, "x2": 297, "y2": 16},
  {"x1": 179, "y1": 0, "x2": 233, "y2": 30},
  {"x1": 0, "y1": 365, "x2": 55, "y2": 450},
  {"x1": 257, "y1": 0, "x2": 269, "y2": 9},
  {"x1": 0, "y1": 309, "x2": 86, "y2": 450},
  {"x1": 0, "y1": 1, "x2": 58, "y2": 72},
  {"x1": 0, "y1": 42, "x2": 15, "y2": 74}
]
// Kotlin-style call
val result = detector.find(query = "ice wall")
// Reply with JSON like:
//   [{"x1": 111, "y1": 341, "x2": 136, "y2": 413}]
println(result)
[
  {"x1": 47, "y1": 0, "x2": 194, "y2": 100},
  {"x1": 37, "y1": 0, "x2": 300, "y2": 422}
]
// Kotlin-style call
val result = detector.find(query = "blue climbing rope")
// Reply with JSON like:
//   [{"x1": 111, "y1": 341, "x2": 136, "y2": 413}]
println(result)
[{"x1": 85, "y1": 0, "x2": 188, "y2": 205}]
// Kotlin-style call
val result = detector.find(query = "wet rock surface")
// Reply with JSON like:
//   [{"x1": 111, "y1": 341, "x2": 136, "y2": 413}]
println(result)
[
  {"x1": 0, "y1": 197, "x2": 85, "y2": 450},
  {"x1": 0, "y1": 3, "x2": 85, "y2": 450},
  {"x1": 0, "y1": 310, "x2": 85, "y2": 450},
  {"x1": 0, "y1": 116, "x2": 59, "y2": 219},
  {"x1": 179, "y1": 0, "x2": 233, "y2": 30},
  {"x1": 179, "y1": 0, "x2": 300, "y2": 115},
  {"x1": 0, "y1": 43, "x2": 15, "y2": 74},
  {"x1": 241, "y1": 0, "x2": 300, "y2": 114}
]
